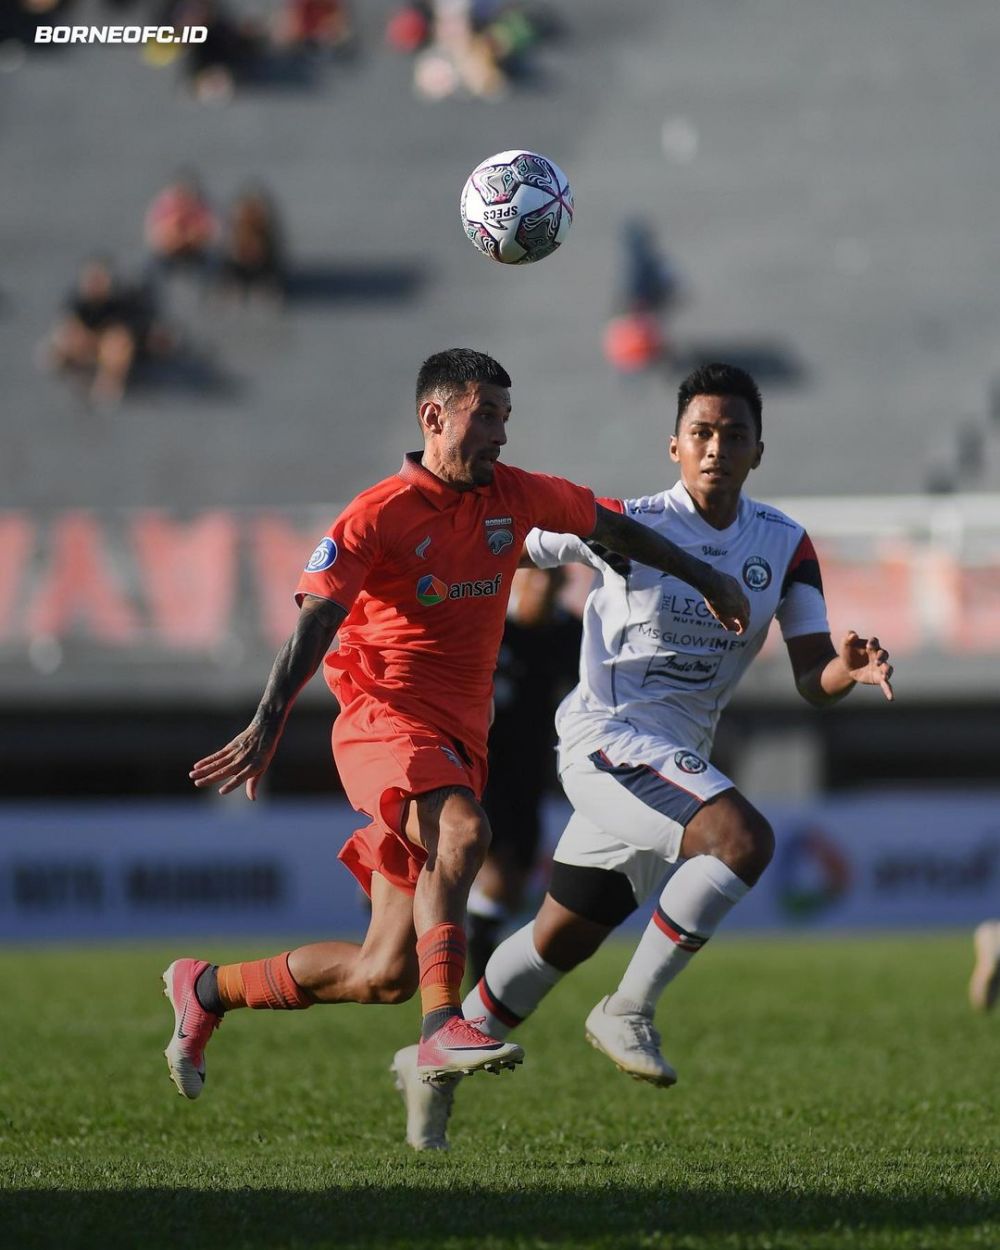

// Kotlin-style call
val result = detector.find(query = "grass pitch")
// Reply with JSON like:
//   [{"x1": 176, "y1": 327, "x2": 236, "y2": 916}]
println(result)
[{"x1": 1, "y1": 934, "x2": 997, "y2": 1250}]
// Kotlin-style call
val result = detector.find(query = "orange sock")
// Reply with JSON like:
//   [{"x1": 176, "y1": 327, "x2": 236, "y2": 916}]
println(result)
[
  {"x1": 416, "y1": 923, "x2": 467, "y2": 1019},
  {"x1": 216, "y1": 962, "x2": 247, "y2": 1011},
  {"x1": 216, "y1": 952, "x2": 313, "y2": 1011}
]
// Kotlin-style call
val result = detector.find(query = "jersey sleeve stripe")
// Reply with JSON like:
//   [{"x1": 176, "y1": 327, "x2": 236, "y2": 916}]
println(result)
[{"x1": 781, "y1": 532, "x2": 824, "y2": 597}]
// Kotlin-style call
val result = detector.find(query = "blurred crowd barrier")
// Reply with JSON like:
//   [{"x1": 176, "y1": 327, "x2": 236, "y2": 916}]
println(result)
[
  {"x1": 1, "y1": 792, "x2": 996, "y2": 941},
  {"x1": 1, "y1": 494, "x2": 998, "y2": 704}
]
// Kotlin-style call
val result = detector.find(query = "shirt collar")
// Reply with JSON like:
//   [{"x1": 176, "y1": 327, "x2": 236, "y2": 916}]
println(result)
[
  {"x1": 398, "y1": 451, "x2": 491, "y2": 509},
  {"x1": 669, "y1": 479, "x2": 747, "y2": 538}
]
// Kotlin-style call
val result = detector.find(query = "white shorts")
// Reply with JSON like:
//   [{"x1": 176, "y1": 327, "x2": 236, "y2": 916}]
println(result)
[{"x1": 553, "y1": 724, "x2": 733, "y2": 906}]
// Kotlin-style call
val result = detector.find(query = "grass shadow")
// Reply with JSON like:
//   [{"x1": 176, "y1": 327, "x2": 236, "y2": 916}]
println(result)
[{"x1": 2, "y1": 1182, "x2": 995, "y2": 1249}]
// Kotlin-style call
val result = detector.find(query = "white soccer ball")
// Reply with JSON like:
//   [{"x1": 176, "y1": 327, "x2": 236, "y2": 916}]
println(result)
[{"x1": 459, "y1": 149, "x2": 574, "y2": 265}]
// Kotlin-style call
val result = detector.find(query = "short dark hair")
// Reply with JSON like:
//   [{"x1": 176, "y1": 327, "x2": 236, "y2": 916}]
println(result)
[
  {"x1": 416, "y1": 348, "x2": 511, "y2": 407},
  {"x1": 676, "y1": 362, "x2": 762, "y2": 437}
]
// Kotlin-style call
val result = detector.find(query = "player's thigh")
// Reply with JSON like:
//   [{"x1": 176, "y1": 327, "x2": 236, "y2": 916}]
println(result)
[
  {"x1": 550, "y1": 808, "x2": 668, "y2": 915},
  {"x1": 559, "y1": 732, "x2": 732, "y2": 865}
]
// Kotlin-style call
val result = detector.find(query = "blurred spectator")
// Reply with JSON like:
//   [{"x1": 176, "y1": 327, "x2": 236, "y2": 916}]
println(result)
[
  {"x1": 466, "y1": 566, "x2": 583, "y2": 983},
  {"x1": 413, "y1": 0, "x2": 505, "y2": 101},
  {"x1": 0, "y1": 0, "x2": 75, "y2": 64},
  {"x1": 390, "y1": 1, "x2": 556, "y2": 99},
  {"x1": 602, "y1": 219, "x2": 682, "y2": 375},
  {"x1": 621, "y1": 218, "x2": 681, "y2": 317},
  {"x1": 602, "y1": 311, "x2": 666, "y2": 375},
  {"x1": 218, "y1": 187, "x2": 287, "y2": 304},
  {"x1": 385, "y1": 3, "x2": 431, "y2": 54},
  {"x1": 44, "y1": 258, "x2": 169, "y2": 405},
  {"x1": 274, "y1": 0, "x2": 353, "y2": 53},
  {"x1": 144, "y1": 170, "x2": 218, "y2": 286},
  {"x1": 166, "y1": 0, "x2": 265, "y2": 103}
]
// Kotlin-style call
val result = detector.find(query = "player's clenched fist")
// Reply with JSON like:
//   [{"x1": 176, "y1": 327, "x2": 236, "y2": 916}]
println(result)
[{"x1": 701, "y1": 567, "x2": 750, "y2": 635}]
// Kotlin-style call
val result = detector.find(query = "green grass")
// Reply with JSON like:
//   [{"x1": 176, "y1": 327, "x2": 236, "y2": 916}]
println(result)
[{"x1": 1, "y1": 934, "x2": 997, "y2": 1250}]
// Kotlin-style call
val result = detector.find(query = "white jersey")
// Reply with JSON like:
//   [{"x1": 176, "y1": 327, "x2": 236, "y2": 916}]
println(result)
[{"x1": 526, "y1": 481, "x2": 830, "y2": 759}]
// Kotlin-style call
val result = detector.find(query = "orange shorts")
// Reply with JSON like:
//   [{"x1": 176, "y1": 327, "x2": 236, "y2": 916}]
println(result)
[{"x1": 332, "y1": 697, "x2": 487, "y2": 897}]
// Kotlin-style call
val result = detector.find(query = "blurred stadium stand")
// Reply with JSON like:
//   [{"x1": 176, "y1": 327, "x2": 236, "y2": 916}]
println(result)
[{"x1": 2, "y1": 0, "x2": 1000, "y2": 801}]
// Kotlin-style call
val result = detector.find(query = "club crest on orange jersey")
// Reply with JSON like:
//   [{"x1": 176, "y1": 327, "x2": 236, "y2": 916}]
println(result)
[{"x1": 484, "y1": 515, "x2": 513, "y2": 555}]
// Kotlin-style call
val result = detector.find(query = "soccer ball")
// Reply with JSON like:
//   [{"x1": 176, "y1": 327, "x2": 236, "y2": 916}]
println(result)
[{"x1": 460, "y1": 150, "x2": 573, "y2": 265}]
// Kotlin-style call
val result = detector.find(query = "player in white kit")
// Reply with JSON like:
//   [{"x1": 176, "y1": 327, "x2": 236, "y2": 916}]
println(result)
[{"x1": 392, "y1": 362, "x2": 895, "y2": 1149}]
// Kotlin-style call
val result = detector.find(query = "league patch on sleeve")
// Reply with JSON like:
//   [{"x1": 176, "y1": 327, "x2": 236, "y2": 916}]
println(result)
[{"x1": 305, "y1": 537, "x2": 338, "y2": 572}]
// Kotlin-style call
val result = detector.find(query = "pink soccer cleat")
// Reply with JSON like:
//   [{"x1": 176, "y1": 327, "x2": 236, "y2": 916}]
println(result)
[
  {"x1": 162, "y1": 958, "x2": 222, "y2": 1099},
  {"x1": 416, "y1": 1014, "x2": 524, "y2": 1080}
]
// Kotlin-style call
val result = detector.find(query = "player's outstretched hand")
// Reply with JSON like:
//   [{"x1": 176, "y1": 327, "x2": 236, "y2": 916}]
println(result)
[
  {"x1": 841, "y1": 630, "x2": 894, "y2": 702},
  {"x1": 189, "y1": 720, "x2": 281, "y2": 799},
  {"x1": 701, "y1": 568, "x2": 750, "y2": 635}
]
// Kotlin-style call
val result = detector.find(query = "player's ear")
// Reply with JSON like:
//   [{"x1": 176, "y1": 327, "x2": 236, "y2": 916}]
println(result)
[
  {"x1": 752, "y1": 440, "x2": 764, "y2": 470},
  {"x1": 668, "y1": 433, "x2": 680, "y2": 464},
  {"x1": 418, "y1": 398, "x2": 445, "y2": 435}
]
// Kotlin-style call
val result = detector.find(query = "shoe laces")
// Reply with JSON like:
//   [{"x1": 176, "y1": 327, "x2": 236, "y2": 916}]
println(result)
[
  {"x1": 441, "y1": 1014, "x2": 497, "y2": 1046},
  {"x1": 624, "y1": 1013, "x2": 661, "y2": 1054}
]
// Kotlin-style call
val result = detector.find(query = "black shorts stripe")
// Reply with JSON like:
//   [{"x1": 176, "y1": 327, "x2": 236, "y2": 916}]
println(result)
[{"x1": 588, "y1": 750, "x2": 704, "y2": 828}]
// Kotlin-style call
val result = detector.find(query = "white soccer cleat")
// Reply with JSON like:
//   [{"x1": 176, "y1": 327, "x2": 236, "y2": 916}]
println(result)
[
  {"x1": 584, "y1": 995, "x2": 677, "y2": 1088},
  {"x1": 391, "y1": 1044, "x2": 458, "y2": 1151},
  {"x1": 969, "y1": 921, "x2": 1000, "y2": 1012}
]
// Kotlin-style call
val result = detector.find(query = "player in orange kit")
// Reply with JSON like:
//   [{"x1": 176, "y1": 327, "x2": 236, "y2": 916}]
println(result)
[{"x1": 161, "y1": 348, "x2": 750, "y2": 1103}]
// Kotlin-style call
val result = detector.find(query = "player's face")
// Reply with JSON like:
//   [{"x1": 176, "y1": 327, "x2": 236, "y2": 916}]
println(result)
[
  {"x1": 442, "y1": 382, "x2": 510, "y2": 486},
  {"x1": 669, "y1": 394, "x2": 762, "y2": 499}
]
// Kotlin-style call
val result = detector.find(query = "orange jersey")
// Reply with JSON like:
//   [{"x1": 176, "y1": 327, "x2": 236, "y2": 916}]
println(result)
[{"x1": 296, "y1": 454, "x2": 596, "y2": 758}]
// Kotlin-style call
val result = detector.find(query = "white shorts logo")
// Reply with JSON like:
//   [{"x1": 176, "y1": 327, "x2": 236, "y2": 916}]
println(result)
[
  {"x1": 674, "y1": 750, "x2": 707, "y2": 774},
  {"x1": 305, "y1": 537, "x2": 338, "y2": 572}
]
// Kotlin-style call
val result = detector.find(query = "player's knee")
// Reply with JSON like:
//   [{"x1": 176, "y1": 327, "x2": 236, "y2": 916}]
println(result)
[
  {"x1": 438, "y1": 811, "x2": 492, "y2": 871},
  {"x1": 717, "y1": 809, "x2": 774, "y2": 884}
]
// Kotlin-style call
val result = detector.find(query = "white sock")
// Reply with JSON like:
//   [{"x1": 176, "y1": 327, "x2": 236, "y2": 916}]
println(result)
[
  {"x1": 608, "y1": 855, "x2": 749, "y2": 1018},
  {"x1": 462, "y1": 921, "x2": 565, "y2": 1039},
  {"x1": 467, "y1": 884, "x2": 507, "y2": 921}
]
